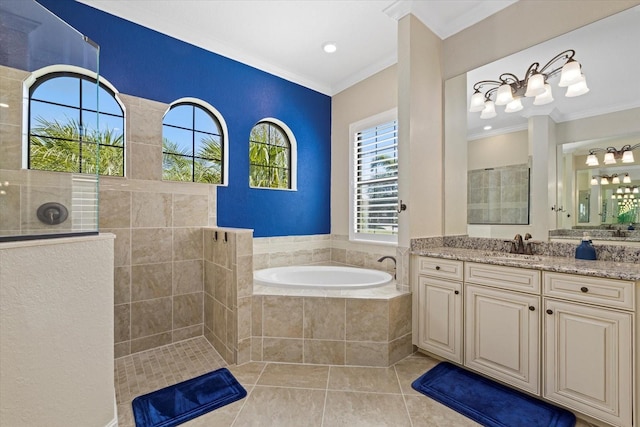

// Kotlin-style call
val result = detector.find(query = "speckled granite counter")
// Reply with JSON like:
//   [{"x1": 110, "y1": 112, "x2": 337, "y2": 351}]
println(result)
[{"x1": 411, "y1": 245, "x2": 640, "y2": 281}]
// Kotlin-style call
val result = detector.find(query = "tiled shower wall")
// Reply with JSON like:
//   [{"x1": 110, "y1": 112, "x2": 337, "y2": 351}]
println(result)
[
  {"x1": 106, "y1": 93, "x2": 216, "y2": 358},
  {"x1": 0, "y1": 66, "x2": 215, "y2": 358},
  {"x1": 203, "y1": 227, "x2": 253, "y2": 365}
]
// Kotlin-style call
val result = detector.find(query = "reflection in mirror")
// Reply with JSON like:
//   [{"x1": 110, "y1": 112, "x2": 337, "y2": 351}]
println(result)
[
  {"x1": 562, "y1": 134, "x2": 640, "y2": 230},
  {"x1": 449, "y1": 5, "x2": 640, "y2": 242},
  {"x1": 467, "y1": 163, "x2": 530, "y2": 225}
]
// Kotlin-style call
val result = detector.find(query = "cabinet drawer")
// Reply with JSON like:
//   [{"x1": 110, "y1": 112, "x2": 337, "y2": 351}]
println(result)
[
  {"x1": 543, "y1": 272, "x2": 635, "y2": 310},
  {"x1": 416, "y1": 257, "x2": 463, "y2": 281},
  {"x1": 465, "y1": 262, "x2": 540, "y2": 294}
]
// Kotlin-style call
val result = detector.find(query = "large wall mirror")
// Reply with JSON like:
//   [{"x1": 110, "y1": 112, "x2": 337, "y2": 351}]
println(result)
[{"x1": 445, "y1": 5, "x2": 640, "y2": 242}]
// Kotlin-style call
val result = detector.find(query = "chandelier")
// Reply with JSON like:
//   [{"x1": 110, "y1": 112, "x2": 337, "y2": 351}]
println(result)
[
  {"x1": 586, "y1": 144, "x2": 640, "y2": 166},
  {"x1": 590, "y1": 173, "x2": 631, "y2": 185},
  {"x1": 469, "y1": 50, "x2": 589, "y2": 119}
]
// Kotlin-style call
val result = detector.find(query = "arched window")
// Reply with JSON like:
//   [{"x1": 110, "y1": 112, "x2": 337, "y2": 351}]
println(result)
[
  {"x1": 28, "y1": 71, "x2": 125, "y2": 176},
  {"x1": 249, "y1": 119, "x2": 296, "y2": 190},
  {"x1": 162, "y1": 100, "x2": 225, "y2": 184}
]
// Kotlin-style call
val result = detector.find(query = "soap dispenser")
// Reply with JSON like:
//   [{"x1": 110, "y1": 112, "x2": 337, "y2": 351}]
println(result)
[{"x1": 575, "y1": 232, "x2": 597, "y2": 260}]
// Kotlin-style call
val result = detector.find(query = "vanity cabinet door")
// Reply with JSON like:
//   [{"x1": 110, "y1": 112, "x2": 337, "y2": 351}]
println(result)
[
  {"x1": 543, "y1": 299, "x2": 632, "y2": 427},
  {"x1": 417, "y1": 275, "x2": 463, "y2": 363},
  {"x1": 465, "y1": 284, "x2": 540, "y2": 394}
]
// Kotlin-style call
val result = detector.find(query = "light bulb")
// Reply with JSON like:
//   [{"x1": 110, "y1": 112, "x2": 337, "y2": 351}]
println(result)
[
  {"x1": 585, "y1": 154, "x2": 599, "y2": 166},
  {"x1": 622, "y1": 150, "x2": 635, "y2": 163},
  {"x1": 558, "y1": 60, "x2": 582, "y2": 87},
  {"x1": 590, "y1": 177, "x2": 598, "y2": 185},
  {"x1": 603, "y1": 152, "x2": 616, "y2": 165},
  {"x1": 469, "y1": 91, "x2": 485, "y2": 112},
  {"x1": 612, "y1": 175, "x2": 620, "y2": 184},
  {"x1": 565, "y1": 75, "x2": 589, "y2": 97},
  {"x1": 533, "y1": 84, "x2": 554, "y2": 105},
  {"x1": 495, "y1": 84, "x2": 514, "y2": 106},
  {"x1": 480, "y1": 101, "x2": 497, "y2": 119},
  {"x1": 504, "y1": 97, "x2": 523, "y2": 113},
  {"x1": 624, "y1": 174, "x2": 632, "y2": 184},
  {"x1": 601, "y1": 176, "x2": 609, "y2": 185},
  {"x1": 524, "y1": 73, "x2": 545, "y2": 97}
]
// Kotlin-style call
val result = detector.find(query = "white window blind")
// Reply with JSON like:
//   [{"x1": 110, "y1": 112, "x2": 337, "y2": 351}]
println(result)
[{"x1": 353, "y1": 119, "x2": 398, "y2": 239}]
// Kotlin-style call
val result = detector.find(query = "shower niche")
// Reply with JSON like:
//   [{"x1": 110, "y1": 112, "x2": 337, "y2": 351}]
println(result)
[{"x1": 0, "y1": 0, "x2": 101, "y2": 241}]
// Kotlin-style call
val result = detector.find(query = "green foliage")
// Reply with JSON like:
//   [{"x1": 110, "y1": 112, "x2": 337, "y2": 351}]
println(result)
[
  {"x1": 162, "y1": 136, "x2": 222, "y2": 184},
  {"x1": 249, "y1": 123, "x2": 289, "y2": 188},
  {"x1": 29, "y1": 117, "x2": 124, "y2": 176}
]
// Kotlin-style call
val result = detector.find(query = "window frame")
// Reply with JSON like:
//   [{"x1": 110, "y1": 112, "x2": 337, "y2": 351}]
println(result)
[
  {"x1": 24, "y1": 65, "x2": 126, "y2": 177},
  {"x1": 249, "y1": 118, "x2": 297, "y2": 191},
  {"x1": 348, "y1": 108, "x2": 398, "y2": 244},
  {"x1": 161, "y1": 98, "x2": 228, "y2": 185}
]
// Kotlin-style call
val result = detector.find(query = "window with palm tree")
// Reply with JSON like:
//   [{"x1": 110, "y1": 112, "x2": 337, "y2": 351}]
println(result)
[
  {"x1": 162, "y1": 102, "x2": 224, "y2": 184},
  {"x1": 249, "y1": 121, "x2": 291, "y2": 189},
  {"x1": 28, "y1": 72, "x2": 125, "y2": 176}
]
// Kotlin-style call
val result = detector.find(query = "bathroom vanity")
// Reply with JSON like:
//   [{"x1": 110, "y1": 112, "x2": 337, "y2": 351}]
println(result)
[{"x1": 411, "y1": 249, "x2": 639, "y2": 427}]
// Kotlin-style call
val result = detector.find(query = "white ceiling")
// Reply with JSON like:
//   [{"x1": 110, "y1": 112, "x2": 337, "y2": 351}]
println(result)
[{"x1": 76, "y1": 0, "x2": 516, "y2": 95}]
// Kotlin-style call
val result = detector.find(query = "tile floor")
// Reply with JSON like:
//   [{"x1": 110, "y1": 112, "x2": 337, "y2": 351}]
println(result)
[{"x1": 115, "y1": 337, "x2": 594, "y2": 427}]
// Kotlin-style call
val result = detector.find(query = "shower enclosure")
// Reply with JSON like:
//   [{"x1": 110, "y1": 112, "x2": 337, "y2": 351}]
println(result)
[{"x1": 0, "y1": 0, "x2": 100, "y2": 241}]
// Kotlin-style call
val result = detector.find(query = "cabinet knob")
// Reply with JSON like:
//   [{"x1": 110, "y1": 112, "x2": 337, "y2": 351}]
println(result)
[
  {"x1": 580, "y1": 287, "x2": 589, "y2": 293},
  {"x1": 435, "y1": 266, "x2": 441, "y2": 270},
  {"x1": 454, "y1": 290, "x2": 460, "y2": 295},
  {"x1": 528, "y1": 306, "x2": 535, "y2": 311},
  {"x1": 546, "y1": 309, "x2": 553, "y2": 315}
]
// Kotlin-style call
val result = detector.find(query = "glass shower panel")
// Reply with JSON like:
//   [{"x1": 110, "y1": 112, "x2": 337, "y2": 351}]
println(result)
[{"x1": 0, "y1": 0, "x2": 100, "y2": 241}]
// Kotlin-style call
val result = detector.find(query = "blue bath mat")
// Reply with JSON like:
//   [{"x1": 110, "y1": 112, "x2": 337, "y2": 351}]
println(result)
[
  {"x1": 132, "y1": 367, "x2": 247, "y2": 427},
  {"x1": 412, "y1": 362, "x2": 575, "y2": 427}
]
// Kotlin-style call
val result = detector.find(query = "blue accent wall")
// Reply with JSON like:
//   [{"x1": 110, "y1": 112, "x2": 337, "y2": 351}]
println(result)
[{"x1": 36, "y1": 0, "x2": 331, "y2": 237}]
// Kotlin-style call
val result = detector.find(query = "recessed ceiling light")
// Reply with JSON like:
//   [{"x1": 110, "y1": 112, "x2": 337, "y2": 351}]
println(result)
[
  {"x1": 322, "y1": 42, "x2": 337, "y2": 54},
  {"x1": 483, "y1": 125, "x2": 492, "y2": 130}
]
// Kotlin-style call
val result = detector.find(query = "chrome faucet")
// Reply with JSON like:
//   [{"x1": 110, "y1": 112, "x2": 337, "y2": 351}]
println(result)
[{"x1": 377, "y1": 256, "x2": 396, "y2": 279}]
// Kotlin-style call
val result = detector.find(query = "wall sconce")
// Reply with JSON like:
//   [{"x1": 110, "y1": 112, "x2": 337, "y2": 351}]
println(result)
[
  {"x1": 469, "y1": 49, "x2": 588, "y2": 119},
  {"x1": 586, "y1": 144, "x2": 640, "y2": 166}
]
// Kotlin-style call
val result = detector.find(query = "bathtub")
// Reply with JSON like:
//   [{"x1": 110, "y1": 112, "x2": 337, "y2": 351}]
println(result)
[{"x1": 253, "y1": 265, "x2": 393, "y2": 290}]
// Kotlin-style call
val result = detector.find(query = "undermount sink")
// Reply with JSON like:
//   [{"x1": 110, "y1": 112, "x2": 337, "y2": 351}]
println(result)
[{"x1": 483, "y1": 254, "x2": 547, "y2": 263}]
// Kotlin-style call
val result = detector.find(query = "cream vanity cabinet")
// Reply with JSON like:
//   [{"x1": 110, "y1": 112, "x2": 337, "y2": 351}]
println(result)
[
  {"x1": 542, "y1": 272, "x2": 634, "y2": 427},
  {"x1": 413, "y1": 255, "x2": 638, "y2": 427},
  {"x1": 413, "y1": 256, "x2": 464, "y2": 363},
  {"x1": 464, "y1": 262, "x2": 541, "y2": 395}
]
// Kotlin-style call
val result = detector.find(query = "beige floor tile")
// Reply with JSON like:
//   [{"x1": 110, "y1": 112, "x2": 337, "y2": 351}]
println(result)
[
  {"x1": 228, "y1": 362, "x2": 266, "y2": 386},
  {"x1": 323, "y1": 391, "x2": 411, "y2": 427},
  {"x1": 393, "y1": 353, "x2": 439, "y2": 396},
  {"x1": 256, "y1": 363, "x2": 330, "y2": 389},
  {"x1": 404, "y1": 395, "x2": 481, "y2": 427},
  {"x1": 233, "y1": 386, "x2": 325, "y2": 426},
  {"x1": 328, "y1": 366, "x2": 401, "y2": 394},
  {"x1": 182, "y1": 390, "x2": 251, "y2": 426}
]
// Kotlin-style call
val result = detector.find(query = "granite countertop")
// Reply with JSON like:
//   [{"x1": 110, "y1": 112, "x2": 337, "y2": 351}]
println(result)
[{"x1": 411, "y1": 247, "x2": 640, "y2": 281}]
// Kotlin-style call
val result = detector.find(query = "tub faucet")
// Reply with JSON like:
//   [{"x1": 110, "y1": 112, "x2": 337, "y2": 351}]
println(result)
[{"x1": 377, "y1": 256, "x2": 396, "y2": 279}]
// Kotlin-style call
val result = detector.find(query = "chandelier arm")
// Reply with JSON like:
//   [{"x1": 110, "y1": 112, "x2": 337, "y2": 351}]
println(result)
[
  {"x1": 538, "y1": 49, "x2": 575, "y2": 75},
  {"x1": 523, "y1": 62, "x2": 541, "y2": 80},
  {"x1": 472, "y1": 80, "x2": 503, "y2": 92},
  {"x1": 498, "y1": 73, "x2": 520, "y2": 85},
  {"x1": 484, "y1": 87, "x2": 499, "y2": 101},
  {"x1": 627, "y1": 143, "x2": 640, "y2": 151}
]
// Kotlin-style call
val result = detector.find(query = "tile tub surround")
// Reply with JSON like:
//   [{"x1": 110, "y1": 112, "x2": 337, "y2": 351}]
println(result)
[{"x1": 251, "y1": 285, "x2": 413, "y2": 367}]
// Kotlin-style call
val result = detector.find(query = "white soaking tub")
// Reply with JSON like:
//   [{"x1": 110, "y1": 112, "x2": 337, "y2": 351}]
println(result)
[{"x1": 253, "y1": 265, "x2": 393, "y2": 290}]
